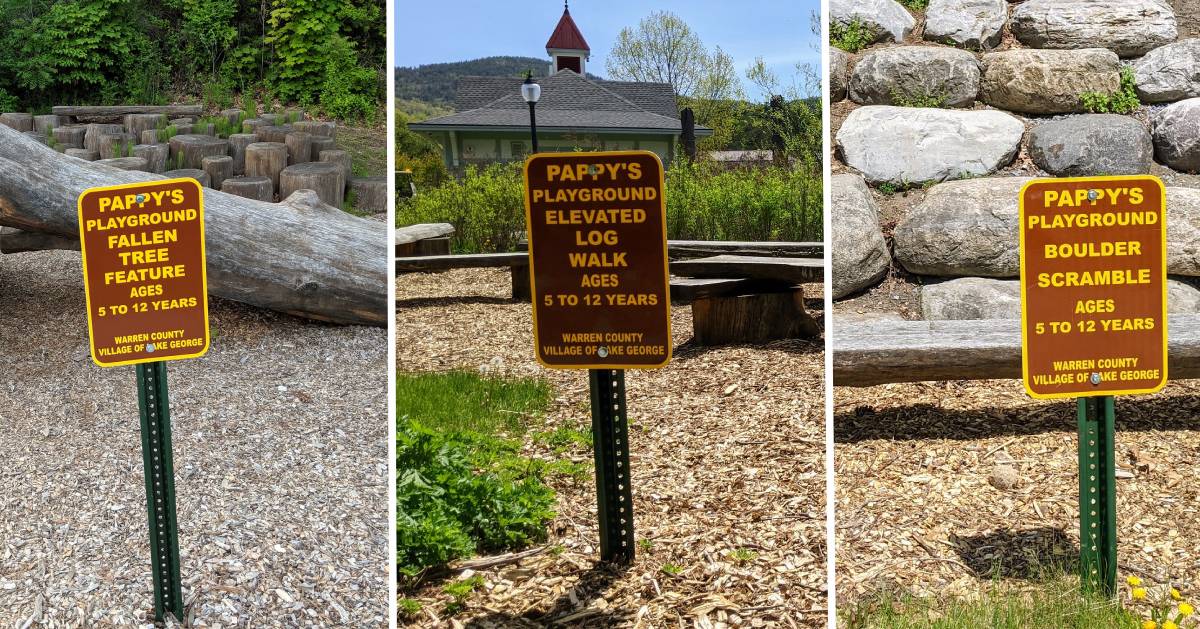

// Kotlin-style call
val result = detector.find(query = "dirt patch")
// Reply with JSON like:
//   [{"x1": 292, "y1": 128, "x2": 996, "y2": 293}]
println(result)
[
  {"x1": 834, "y1": 379, "x2": 1200, "y2": 606},
  {"x1": 0, "y1": 250, "x2": 388, "y2": 625},
  {"x1": 396, "y1": 268, "x2": 828, "y2": 627},
  {"x1": 1174, "y1": 0, "x2": 1200, "y2": 38}
]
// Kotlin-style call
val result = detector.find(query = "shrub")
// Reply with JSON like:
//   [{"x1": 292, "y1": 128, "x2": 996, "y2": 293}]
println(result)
[
  {"x1": 396, "y1": 161, "x2": 525, "y2": 253},
  {"x1": 396, "y1": 419, "x2": 556, "y2": 583},
  {"x1": 1081, "y1": 66, "x2": 1140, "y2": 114},
  {"x1": 266, "y1": 0, "x2": 341, "y2": 103},
  {"x1": 319, "y1": 36, "x2": 380, "y2": 122},
  {"x1": 830, "y1": 19, "x2": 877, "y2": 53}
]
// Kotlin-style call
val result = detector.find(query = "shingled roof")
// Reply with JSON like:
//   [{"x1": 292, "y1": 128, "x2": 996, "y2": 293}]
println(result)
[{"x1": 412, "y1": 70, "x2": 710, "y2": 135}]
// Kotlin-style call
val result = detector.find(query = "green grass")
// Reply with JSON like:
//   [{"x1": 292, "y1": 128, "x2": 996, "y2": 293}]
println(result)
[
  {"x1": 396, "y1": 370, "x2": 553, "y2": 437},
  {"x1": 891, "y1": 89, "x2": 948, "y2": 108},
  {"x1": 336, "y1": 123, "x2": 387, "y2": 178},
  {"x1": 842, "y1": 573, "x2": 1142, "y2": 629},
  {"x1": 1081, "y1": 66, "x2": 1141, "y2": 115}
]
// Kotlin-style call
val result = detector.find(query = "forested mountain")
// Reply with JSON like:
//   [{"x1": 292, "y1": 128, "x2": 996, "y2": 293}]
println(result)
[{"x1": 395, "y1": 56, "x2": 603, "y2": 107}]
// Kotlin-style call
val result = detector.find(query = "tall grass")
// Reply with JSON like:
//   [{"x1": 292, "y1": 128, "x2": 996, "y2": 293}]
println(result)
[{"x1": 396, "y1": 159, "x2": 824, "y2": 253}]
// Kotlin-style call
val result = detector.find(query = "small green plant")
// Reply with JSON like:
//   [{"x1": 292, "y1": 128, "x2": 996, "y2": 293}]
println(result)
[
  {"x1": 830, "y1": 18, "x2": 877, "y2": 53},
  {"x1": 543, "y1": 459, "x2": 590, "y2": 482},
  {"x1": 398, "y1": 598, "x2": 422, "y2": 618},
  {"x1": 442, "y1": 575, "x2": 483, "y2": 615},
  {"x1": 897, "y1": 0, "x2": 928, "y2": 9},
  {"x1": 536, "y1": 424, "x2": 592, "y2": 454},
  {"x1": 241, "y1": 92, "x2": 259, "y2": 120},
  {"x1": 730, "y1": 548, "x2": 759, "y2": 563},
  {"x1": 1081, "y1": 66, "x2": 1141, "y2": 114},
  {"x1": 157, "y1": 124, "x2": 178, "y2": 144},
  {"x1": 638, "y1": 539, "x2": 655, "y2": 551},
  {"x1": 878, "y1": 182, "x2": 898, "y2": 196},
  {"x1": 548, "y1": 544, "x2": 565, "y2": 556},
  {"x1": 661, "y1": 563, "x2": 684, "y2": 576},
  {"x1": 174, "y1": 151, "x2": 185, "y2": 171},
  {"x1": 44, "y1": 124, "x2": 59, "y2": 151},
  {"x1": 891, "y1": 89, "x2": 947, "y2": 108}
]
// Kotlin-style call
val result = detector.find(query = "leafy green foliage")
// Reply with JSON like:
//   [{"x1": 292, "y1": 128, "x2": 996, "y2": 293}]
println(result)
[
  {"x1": 831, "y1": 19, "x2": 877, "y2": 53},
  {"x1": 442, "y1": 575, "x2": 484, "y2": 615},
  {"x1": 1081, "y1": 66, "x2": 1141, "y2": 114},
  {"x1": 398, "y1": 598, "x2": 423, "y2": 618},
  {"x1": 319, "y1": 36, "x2": 381, "y2": 122},
  {"x1": 897, "y1": 0, "x2": 929, "y2": 9},
  {"x1": 266, "y1": 0, "x2": 342, "y2": 103},
  {"x1": 396, "y1": 161, "x2": 525, "y2": 253},
  {"x1": 397, "y1": 419, "x2": 556, "y2": 584},
  {"x1": 891, "y1": 90, "x2": 947, "y2": 108}
]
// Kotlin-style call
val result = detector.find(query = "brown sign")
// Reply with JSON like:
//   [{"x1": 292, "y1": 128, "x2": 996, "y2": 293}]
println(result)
[
  {"x1": 523, "y1": 151, "x2": 671, "y2": 368},
  {"x1": 78, "y1": 178, "x2": 211, "y2": 367},
  {"x1": 1019, "y1": 176, "x2": 1167, "y2": 398}
]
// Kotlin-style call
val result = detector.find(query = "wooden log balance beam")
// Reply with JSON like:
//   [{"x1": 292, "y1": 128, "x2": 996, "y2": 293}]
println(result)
[
  {"x1": 832, "y1": 315, "x2": 1200, "y2": 387},
  {"x1": 0, "y1": 125, "x2": 387, "y2": 326}
]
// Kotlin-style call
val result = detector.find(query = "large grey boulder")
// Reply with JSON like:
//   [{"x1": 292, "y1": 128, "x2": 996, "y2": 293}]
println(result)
[
  {"x1": 835, "y1": 106, "x2": 1023, "y2": 185},
  {"x1": 1028, "y1": 115, "x2": 1153, "y2": 176},
  {"x1": 831, "y1": 48, "x2": 850, "y2": 102},
  {"x1": 848, "y1": 46, "x2": 979, "y2": 107},
  {"x1": 1152, "y1": 98, "x2": 1200, "y2": 172},
  {"x1": 924, "y1": 0, "x2": 1007, "y2": 50},
  {"x1": 832, "y1": 173, "x2": 891, "y2": 299},
  {"x1": 830, "y1": 0, "x2": 915, "y2": 45},
  {"x1": 1168, "y1": 187, "x2": 1200, "y2": 275},
  {"x1": 1135, "y1": 40, "x2": 1200, "y2": 103},
  {"x1": 1010, "y1": 0, "x2": 1177, "y2": 58},
  {"x1": 980, "y1": 49, "x2": 1120, "y2": 114},
  {"x1": 895, "y1": 182, "x2": 1200, "y2": 277},
  {"x1": 893, "y1": 177, "x2": 1031, "y2": 277},
  {"x1": 921, "y1": 278, "x2": 1021, "y2": 319}
]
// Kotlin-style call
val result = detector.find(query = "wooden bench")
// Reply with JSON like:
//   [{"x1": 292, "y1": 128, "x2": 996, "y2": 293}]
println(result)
[
  {"x1": 832, "y1": 316, "x2": 1200, "y2": 387},
  {"x1": 395, "y1": 223, "x2": 454, "y2": 257},
  {"x1": 396, "y1": 251, "x2": 821, "y2": 344}
]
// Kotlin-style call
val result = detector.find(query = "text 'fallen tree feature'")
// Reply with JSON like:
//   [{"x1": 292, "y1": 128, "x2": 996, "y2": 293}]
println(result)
[{"x1": 79, "y1": 179, "x2": 210, "y2": 366}]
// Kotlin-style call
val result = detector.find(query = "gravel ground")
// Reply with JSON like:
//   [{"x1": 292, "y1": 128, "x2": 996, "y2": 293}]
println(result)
[
  {"x1": 0, "y1": 250, "x2": 388, "y2": 627},
  {"x1": 835, "y1": 379, "x2": 1200, "y2": 607},
  {"x1": 396, "y1": 268, "x2": 828, "y2": 627}
]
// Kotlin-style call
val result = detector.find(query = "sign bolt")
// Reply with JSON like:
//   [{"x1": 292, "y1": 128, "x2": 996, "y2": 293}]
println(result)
[
  {"x1": 1090, "y1": 372, "x2": 1101, "y2": 385},
  {"x1": 598, "y1": 346, "x2": 609, "y2": 358},
  {"x1": 1088, "y1": 189, "x2": 1099, "y2": 201}
]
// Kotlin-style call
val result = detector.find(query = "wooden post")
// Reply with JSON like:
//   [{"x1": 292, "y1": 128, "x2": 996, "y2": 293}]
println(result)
[{"x1": 681, "y1": 108, "x2": 697, "y2": 163}]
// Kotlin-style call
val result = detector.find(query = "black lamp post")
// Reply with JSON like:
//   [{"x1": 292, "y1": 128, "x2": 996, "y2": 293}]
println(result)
[{"x1": 521, "y1": 73, "x2": 541, "y2": 153}]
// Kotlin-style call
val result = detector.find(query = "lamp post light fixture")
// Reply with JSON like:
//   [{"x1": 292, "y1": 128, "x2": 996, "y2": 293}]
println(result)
[{"x1": 521, "y1": 72, "x2": 541, "y2": 154}]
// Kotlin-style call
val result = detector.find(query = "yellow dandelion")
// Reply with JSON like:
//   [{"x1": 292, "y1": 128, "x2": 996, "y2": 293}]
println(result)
[
  {"x1": 1163, "y1": 622, "x2": 1177, "y2": 629},
  {"x1": 1142, "y1": 621, "x2": 1158, "y2": 629},
  {"x1": 1133, "y1": 587, "x2": 1148, "y2": 600},
  {"x1": 1129, "y1": 576, "x2": 1144, "y2": 586},
  {"x1": 1181, "y1": 602, "x2": 1194, "y2": 616},
  {"x1": 1172, "y1": 588, "x2": 1183, "y2": 600}
]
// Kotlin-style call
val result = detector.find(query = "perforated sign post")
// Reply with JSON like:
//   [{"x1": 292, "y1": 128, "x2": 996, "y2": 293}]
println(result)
[
  {"x1": 78, "y1": 178, "x2": 211, "y2": 621},
  {"x1": 524, "y1": 151, "x2": 671, "y2": 563},
  {"x1": 1019, "y1": 175, "x2": 1167, "y2": 596}
]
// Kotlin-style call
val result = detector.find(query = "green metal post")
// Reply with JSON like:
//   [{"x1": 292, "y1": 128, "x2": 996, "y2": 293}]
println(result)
[
  {"x1": 1078, "y1": 395, "x2": 1117, "y2": 597},
  {"x1": 137, "y1": 361, "x2": 184, "y2": 621},
  {"x1": 589, "y1": 368, "x2": 635, "y2": 563}
]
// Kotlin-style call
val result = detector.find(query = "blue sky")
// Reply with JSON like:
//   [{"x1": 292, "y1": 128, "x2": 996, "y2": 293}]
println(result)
[{"x1": 395, "y1": 0, "x2": 821, "y2": 100}]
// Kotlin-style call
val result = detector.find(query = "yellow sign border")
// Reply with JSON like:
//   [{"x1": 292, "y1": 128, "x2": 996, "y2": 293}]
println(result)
[
  {"x1": 1018, "y1": 174, "x2": 1168, "y2": 399},
  {"x1": 522, "y1": 150, "x2": 672, "y2": 370},
  {"x1": 77, "y1": 177, "x2": 212, "y2": 368}
]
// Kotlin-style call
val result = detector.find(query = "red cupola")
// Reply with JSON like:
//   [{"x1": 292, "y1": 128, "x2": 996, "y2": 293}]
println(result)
[{"x1": 546, "y1": 2, "x2": 590, "y2": 74}]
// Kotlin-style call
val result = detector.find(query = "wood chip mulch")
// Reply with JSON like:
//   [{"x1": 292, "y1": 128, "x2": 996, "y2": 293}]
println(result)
[
  {"x1": 835, "y1": 379, "x2": 1200, "y2": 609},
  {"x1": 397, "y1": 268, "x2": 828, "y2": 628}
]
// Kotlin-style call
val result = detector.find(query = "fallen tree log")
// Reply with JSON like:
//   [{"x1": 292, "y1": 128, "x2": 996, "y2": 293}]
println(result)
[
  {"x1": 0, "y1": 125, "x2": 386, "y2": 326},
  {"x1": 0, "y1": 227, "x2": 79, "y2": 254},
  {"x1": 51, "y1": 105, "x2": 204, "y2": 121}
]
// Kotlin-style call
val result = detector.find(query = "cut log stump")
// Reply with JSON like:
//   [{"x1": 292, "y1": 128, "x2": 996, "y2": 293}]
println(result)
[
  {"x1": 133, "y1": 143, "x2": 168, "y2": 174},
  {"x1": 349, "y1": 176, "x2": 386, "y2": 213},
  {"x1": 241, "y1": 118, "x2": 268, "y2": 133},
  {"x1": 0, "y1": 126, "x2": 386, "y2": 325},
  {"x1": 169, "y1": 117, "x2": 194, "y2": 126},
  {"x1": 220, "y1": 109, "x2": 244, "y2": 126},
  {"x1": 140, "y1": 129, "x2": 159, "y2": 144},
  {"x1": 280, "y1": 162, "x2": 344, "y2": 208},
  {"x1": 168, "y1": 134, "x2": 228, "y2": 170},
  {"x1": 84, "y1": 123, "x2": 123, "y2": 153},
  {"x1": 309, "y1": 136, "x2": 335, "y2": 161},
  {"x1": 65, "y1": 148, "x2": 98, "y2": 161},
  {"x1": 123, "y1": 113, "x2": 166, "y2": 138},
  {"x1": 98, "y1": 133, "x2": 137, "y2": 159},
  {"x1": 172, "y1": 123, "x2": 194, "y2": 135},
  {"x1": 0, "y1": 113, "x2": 33, "y2": 132},
  {"x1": 285, "y1": 131, "x2": 312, "y2": 165},
  {"x1": 52, "y1": 126, "x2": 86, "y2": 149},
  {"x1": 163, "y1": 168, "x2": 211, "y2": 188},
  {"x1": 228, "y1": 134, "x2": 256, "y2": 175},
  {"x1": 255, "y1": 124, "x2": 293, "y2": 143},
  {"x1": 318, "y1": 150, "x2": 351, "y2": 190},
  {"x1": 294, "y1": 120, "x2": 336, "y2": 138},
  {"x1": 220, "y1": 175, "x2": 273, "y2": 201},
  {"x1": 691, "y1": 288, "x2": 819, "y2": 344},
  {"x1": 33, "y1": 115, "x2": 61, "y2": 135},
  {"x1": 202, "y1": 155, "x2": 233, "y2": 190},
  {"x1": 245, "y1": 142, "x2": 288, "y2": 193},
  {"x1": 260, "y1": 113, "x2": 282, "y2": 125},
  {"x1": 96, "y1": 157, "x2": 149, "y2": 172},
  {"x1": 511, "y1": 265, "x2": 532, "y2": 300}
]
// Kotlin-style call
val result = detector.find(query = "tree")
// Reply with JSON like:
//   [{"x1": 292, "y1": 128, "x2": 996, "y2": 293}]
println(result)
[{"x1": 606, "y1": 11, "x2": 745, "y2": 149}]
